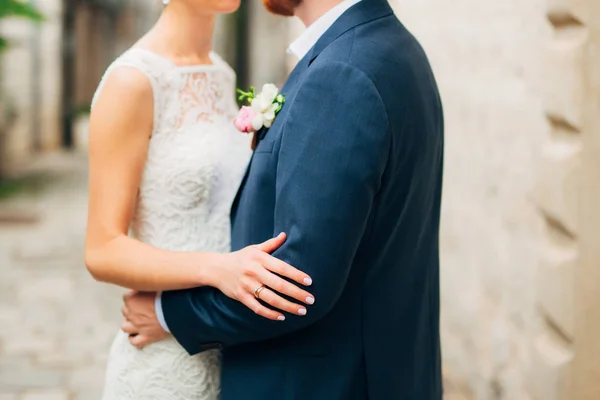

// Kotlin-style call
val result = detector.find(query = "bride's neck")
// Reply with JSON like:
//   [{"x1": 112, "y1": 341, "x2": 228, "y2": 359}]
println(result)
[{"x1": 142, "y1": 4, "x2": 215, "y2": 64}]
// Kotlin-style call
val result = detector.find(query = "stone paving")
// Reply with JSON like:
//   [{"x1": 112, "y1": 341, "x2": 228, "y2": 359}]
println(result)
[
  {"x1": 0, "y1": 153, "x2": 121, "y2": 399},
  {"x1": 0, "y1": 153, "x2": 471, "y2": 399}
]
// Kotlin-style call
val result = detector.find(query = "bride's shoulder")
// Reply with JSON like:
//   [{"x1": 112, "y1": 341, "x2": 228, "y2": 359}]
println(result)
[
  {"x1": 103, "y1": 66, "x2": 153, "y2": 94},
  {"x1": 91, "y1": 63, "x2": 154, "y2": 111},
  {"x1": 91, "y1": 48, "x2": 167, "y2": 110}
]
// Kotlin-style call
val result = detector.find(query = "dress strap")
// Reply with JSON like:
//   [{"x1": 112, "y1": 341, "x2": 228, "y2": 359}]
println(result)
[
  {"x1": 209, "y1": 51, "x2": 236, "y2": 80},
  {"x1": 90, "y1": 48, "x2": 173, "y2": 135}
]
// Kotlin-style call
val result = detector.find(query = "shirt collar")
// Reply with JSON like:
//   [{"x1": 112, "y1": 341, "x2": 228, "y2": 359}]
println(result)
[{"x1": 287, "y1": 0, "x2": 363, "y2": 60}]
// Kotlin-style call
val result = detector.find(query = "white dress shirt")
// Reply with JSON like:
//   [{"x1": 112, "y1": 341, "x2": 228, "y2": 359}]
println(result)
[
  {"x1": 287, "y1": 0, "x2": 363, "y2": 60},
  {"x1": 155, "y1": 0, "x2": 364, "y2": 334}
]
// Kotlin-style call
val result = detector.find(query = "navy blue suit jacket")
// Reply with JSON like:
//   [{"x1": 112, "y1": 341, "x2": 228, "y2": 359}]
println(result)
[{"x1": 162, "y1": 0, "x2": 444, "y2": 398}]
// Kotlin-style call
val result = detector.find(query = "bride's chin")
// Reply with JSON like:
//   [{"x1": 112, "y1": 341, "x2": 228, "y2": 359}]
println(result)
[
  {"x1": 184, "y1": 0, "x2": 241, "y2": 15},
  {"x1": 213, "y1": 0, "x2": 242, "y2": 14}
]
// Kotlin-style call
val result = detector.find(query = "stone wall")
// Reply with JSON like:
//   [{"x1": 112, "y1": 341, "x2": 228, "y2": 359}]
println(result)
[
  {"x1": 544, "y1": 0, "x2": 600, "y2": 398},
  {"x1": 576, "y1": 0, "x2": 600, "y2": 395}
]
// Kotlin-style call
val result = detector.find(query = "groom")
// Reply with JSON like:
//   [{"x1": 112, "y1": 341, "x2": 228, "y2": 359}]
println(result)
[{"x1": 125, "y1": 0, "x2": 444, "y2": 398}]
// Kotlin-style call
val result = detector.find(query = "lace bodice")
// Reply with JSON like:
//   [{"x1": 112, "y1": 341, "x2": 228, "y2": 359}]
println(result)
[
  {"x1": 92, "y1": 48, "x2": 251, "y2": 252},
  {"x1": 94, "y1": 48, "x2": 252, "y2": 399}
]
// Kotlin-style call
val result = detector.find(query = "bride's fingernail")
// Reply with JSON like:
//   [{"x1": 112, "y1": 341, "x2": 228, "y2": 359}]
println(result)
[
  {"x1": 306, "y1": 297, "x2": 315, "y2": 305},
  {"x1": 298, "y1": 308, "x2": 307, "y2": 316},
  {"x1": 278, "y1": 315, "x2": 285, "y2": 321},
  {"x1": 303, "y1": 278, "x2": 313, "y2": 285}
]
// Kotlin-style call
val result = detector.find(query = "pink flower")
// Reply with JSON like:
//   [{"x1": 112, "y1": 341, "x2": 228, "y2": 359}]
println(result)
[{"x1": 234, "y1": 106, "x2": 257, "y2": 133}]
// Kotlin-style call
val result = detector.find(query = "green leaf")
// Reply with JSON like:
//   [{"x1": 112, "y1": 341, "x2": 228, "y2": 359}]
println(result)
[
  {"x1": 237, "y1": 87, "x2": 257, "y2": 104},
  {"x1": 0, "y1": 0, "x2": 44, "y2": 21},
  {"x1": 272, "y1": 94, "x2": 285, "y2": 115}
]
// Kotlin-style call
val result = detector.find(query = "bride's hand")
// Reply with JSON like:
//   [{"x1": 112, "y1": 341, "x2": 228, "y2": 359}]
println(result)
[{"x1": 210, "y1": 233, "x2": 315, "y2": 321}]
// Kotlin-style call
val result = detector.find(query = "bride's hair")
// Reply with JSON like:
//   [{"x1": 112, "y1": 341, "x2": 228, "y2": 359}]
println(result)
[{"x1": 262, "y1": 0, "x2": 302, "y2": 16}]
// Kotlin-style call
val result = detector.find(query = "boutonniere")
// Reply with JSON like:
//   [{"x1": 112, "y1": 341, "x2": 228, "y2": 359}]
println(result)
[{"x1": 234, "y1": 84, "x2": 285, "y2": 134}]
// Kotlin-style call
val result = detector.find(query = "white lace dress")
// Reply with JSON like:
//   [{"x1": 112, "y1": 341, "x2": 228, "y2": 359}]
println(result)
[{"x1": 93, "y1": 48, "x2": 252, "y2": 400}]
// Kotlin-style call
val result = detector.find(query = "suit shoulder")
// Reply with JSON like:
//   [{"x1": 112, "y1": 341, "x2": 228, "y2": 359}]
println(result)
[
  {"x1": 356, "y1": 20, "x2": 430, "y2": 78},
  {"x1": 349, "y1": 17, "x2": 439, "y2": 109},
  {"x1": 320, "y1": 16, "x2": 432, "y2": 96},
  {"x1": 305, "y1": 58, "x2": 381, "y2": 104}
]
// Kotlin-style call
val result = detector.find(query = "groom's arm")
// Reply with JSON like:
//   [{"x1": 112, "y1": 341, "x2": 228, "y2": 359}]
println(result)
[{"x1": 162, "y1": 61, "x2": 392, "y2": 355}]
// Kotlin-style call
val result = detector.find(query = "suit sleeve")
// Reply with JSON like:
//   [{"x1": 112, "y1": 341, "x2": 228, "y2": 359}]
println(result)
[{"x1": 161, "y1": 61, "x2": 391, "y2": 355}]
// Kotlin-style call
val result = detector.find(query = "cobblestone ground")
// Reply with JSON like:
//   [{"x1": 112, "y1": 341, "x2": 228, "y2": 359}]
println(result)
[
  {"x1": 0, "y1": 154, "x2": 122, "y2": 399},
  {"x1": 0, "y1": 153, "x2": 471, "y2": 400}
]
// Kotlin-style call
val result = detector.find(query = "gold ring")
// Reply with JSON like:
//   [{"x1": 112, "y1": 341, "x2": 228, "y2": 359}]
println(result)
[{"x1": 254, "y1": 285, "x2": 266, "y2": 299}]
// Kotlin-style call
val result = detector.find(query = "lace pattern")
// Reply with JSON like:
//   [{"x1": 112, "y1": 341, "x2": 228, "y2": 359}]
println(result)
[{"x1": 94, "y1": 48, "x2": 252, "y2": 400}]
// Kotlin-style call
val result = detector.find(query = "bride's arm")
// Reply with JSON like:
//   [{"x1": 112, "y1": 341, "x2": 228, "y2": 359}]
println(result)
[{"x1": 85, "y1": 67, "x2": 314, "y2": 320}]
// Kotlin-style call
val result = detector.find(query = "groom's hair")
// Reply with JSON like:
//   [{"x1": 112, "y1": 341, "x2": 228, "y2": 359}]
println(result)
[{"x1": 263, "y1": 0, "x2": 303, "y2": 16}]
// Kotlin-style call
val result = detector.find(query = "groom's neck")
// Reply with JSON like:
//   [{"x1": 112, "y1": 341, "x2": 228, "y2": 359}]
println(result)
[{"x1": 295, "y1": 0, "x2": 345, "y2": 26}]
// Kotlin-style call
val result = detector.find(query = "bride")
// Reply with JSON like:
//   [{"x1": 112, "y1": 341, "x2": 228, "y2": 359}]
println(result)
[{"x1": 84, "y1": 0, "x2": 315, "y2": 398}]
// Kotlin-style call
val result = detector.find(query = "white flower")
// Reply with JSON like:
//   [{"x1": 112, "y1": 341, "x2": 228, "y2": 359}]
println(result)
[
  {"x1": 251, "y1": 112, "x2": 264, "y2": 131},
  {"x1": 262, "y1": 103, "x2": 279, "y2": 128},
  {"x1": 251, "y1": 84, "x2": 279, "y2": 113},
  {"x1": 260, "y1": 84, "x2": 279, "y2": 109},
  {"x1": 251, "y1": 89, "x2": 279, "y2": 129}
]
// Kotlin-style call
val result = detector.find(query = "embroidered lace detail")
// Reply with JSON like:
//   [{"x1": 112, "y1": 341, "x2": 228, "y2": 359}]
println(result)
[
  {"x1": 92, "y1": 48, "x2": 252, "y2": 400},
  {"x1": 177, "y1": 72, "x2": 230, "y2": 128}
]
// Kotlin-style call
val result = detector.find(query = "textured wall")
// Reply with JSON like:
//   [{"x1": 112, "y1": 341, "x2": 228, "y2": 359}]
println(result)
[
  {"x1": 532, "y1": 1, "x2": 583, "y2": 399},
  {"x1": 540, "y1": 0, "x2": 600, "y2": 398},
  {"x1": 576, "y1": 0, "x2": 600, "y2": 395}
]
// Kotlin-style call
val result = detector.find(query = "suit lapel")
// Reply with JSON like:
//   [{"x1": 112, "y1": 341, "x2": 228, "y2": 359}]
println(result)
[{"x1": 255, "y1": 54, "x2": 311, "y2": 144}]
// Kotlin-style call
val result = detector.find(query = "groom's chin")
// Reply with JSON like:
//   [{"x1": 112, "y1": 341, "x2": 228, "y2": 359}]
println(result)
[{"x1": 262, "y1": 0, "x2": 302, "y2": 16}]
